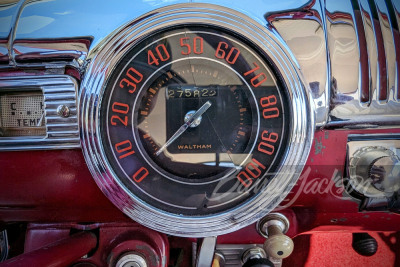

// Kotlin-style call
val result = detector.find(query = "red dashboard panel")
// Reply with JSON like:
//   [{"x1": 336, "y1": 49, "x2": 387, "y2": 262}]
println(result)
[{"x1": 1, "y1": 128, "x2": 399, "y2": 232}]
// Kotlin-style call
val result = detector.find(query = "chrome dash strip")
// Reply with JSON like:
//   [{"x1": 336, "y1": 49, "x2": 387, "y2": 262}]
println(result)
[{"x1": 0, "y1": 75, "x2": 80, "y2": 151}]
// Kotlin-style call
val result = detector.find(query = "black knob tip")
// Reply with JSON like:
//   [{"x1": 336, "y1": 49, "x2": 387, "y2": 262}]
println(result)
[{"x1": 242, "y1": 258, "x2": 274, "y2": 267}]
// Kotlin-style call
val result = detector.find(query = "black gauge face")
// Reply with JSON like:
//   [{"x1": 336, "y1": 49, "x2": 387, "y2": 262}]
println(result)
[{"x1": 101, "y1": 26, "x2": 289, "y2": 216}]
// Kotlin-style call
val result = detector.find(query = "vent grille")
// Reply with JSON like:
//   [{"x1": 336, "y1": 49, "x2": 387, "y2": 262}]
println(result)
[
  {"x1": 352, "y1": 0, "x2": 400, "y2": 103},
  {"x1": 327, "y1": 0, "x2": 400, "y2": 126}
]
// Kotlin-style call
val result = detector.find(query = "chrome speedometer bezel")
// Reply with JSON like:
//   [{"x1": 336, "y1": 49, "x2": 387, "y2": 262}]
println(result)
[{"x1": 80, "y1": 3, "x2": 314, "y2": 237}]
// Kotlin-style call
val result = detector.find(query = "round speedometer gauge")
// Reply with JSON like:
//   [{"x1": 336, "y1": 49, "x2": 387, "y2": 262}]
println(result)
[
  {"x1": 81, "y1": 4, "x2": 313, "y2": 237},
  {"x1": 101, "y1": 26, "x2": 288, "y2": 215}
]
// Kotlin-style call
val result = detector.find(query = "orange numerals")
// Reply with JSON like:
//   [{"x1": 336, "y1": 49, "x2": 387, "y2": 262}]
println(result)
[
  {"x1": 132, "y1": 167, "x2": 149, "y2": 183},
  {"x1": 260, "y1": 95, "x2": 279, "y2": 119},
  {"x1": 215, "y1": 42, "x2": 240, "y2": 64},
  {"x1": 119, "y1": 67, "x2": 143, "y2": 93},
  {"x1": 243, "y1": 62, "x2": 268, "y2": 87},
  {"x1": 110, "y1": 102, "x2": 129, "y2": 126},
  {"x1": 115, "y1": 139, "x2": 135, "y2": 159},
  {"x1": 148, "y1": 44, "x2": 170, "y2": 66},
  {"x1": 180, "y1": 37, "x2": 204, "y2": 55},
  {"x1": 258, "y1": 130, "x2": 278, "y2": 155},
  {"x1": 236, "y1": 158, "x2": 266, "y2": 187}
]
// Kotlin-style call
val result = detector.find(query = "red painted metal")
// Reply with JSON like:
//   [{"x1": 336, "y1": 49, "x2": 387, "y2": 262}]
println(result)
[
  {"x1": 23, "y1": 223, "x2": 169, "y2": 267},
  {"x1": 217, "y1": 128, "x2": 400, "y2": 245},
  {"x1": 0, "y1": 232, "x2": 97, "y2": 267},
  {"x1": 0, "y1": 128, "x2": 399, "y2": 240},
  {"x1": 0, "y1": 150, "x2": 128, "y2": 222}
]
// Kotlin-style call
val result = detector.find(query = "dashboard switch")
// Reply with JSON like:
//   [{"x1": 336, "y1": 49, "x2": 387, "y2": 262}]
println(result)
[
  {"x1": 241, "y1": 247, "x2": 274, "y2": 267},
  {"x1": 116, "y1": 253, "x2": 148, "y2": 267},
  {"x1": 257, "y1": 213, "x2": 294, "y2": 260},
  {"x1": 348, "y1": 146, "x2": 400, "y2": 198}
]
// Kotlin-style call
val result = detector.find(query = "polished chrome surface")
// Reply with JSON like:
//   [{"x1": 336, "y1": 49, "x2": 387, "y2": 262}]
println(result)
[
  {"x1": 257, "y1": 213, "x2": 290, "y2": 238},
  {"x1": 0, "y1": 75, "x2": 79, "y2": 150},
  {"x1": 359, "y1": 0, "x2": 380, "y2": 103},
  {"x1": 214, "y1": 244, "x2": 264, "y2": 267},
  {"x1": 115, "y1": 253, "x2": 148, "y2": 267},
  {"x1": 326, "y1": 0, "x2": 364, "y2": 102},
  {"x1": 326, "y1": 0, "x2": 400, "y2": 127},
  {"x1": 56, "y1": 104, "x2": 70, "y2": 118},
  {"x1": 347, "y1": 135, "x2": 400, "y2": 196},
  {"x1": 1, "y1": 0, "x2": 397, "y2": 127},
  {"x1": 241, "y1": 246, "x2": 267, "y2": 263},
  {"x1": 347, "y1": 136, "x2": 400, "y2": 168},
  {"x1": 0, "y1": 0, "x2": 327, "y2": 124},
  {"x1": 265, "y1": 0, "x2": 330, "y2": 127},
  {"x1": 80, "y1": 3, "x2": 314, "y2": 237},
  {"x1": 0, "y1": 0, "x2": 398, "y2": 127},
  {"x1": 389, "y1": 0, "x2": 400, "y2": 101},
  {"x1": 347, "y1": 134, "x2": 400, "y2": 212},
  {"x1": 347, "y1": 135, "x2": 400, "y2": 155},
  {"x1": 10, "y1": 0, "x2": 188, "y2": 68},
  {"x1": 196, "y1": 236, "x2": 217, "y2": 267},
  {"x1": 0, "y1": 0, "x2": 20, "y2": 64},
  {"x1": 348, "y1": 146, "x2": 400, "y2": 197},
  {"x1": 375, "y1": 0, "x2": 395, "y2": 101}
]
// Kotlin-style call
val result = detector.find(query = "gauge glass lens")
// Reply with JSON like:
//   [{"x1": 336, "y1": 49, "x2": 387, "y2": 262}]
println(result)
[{"x1": 101, "y1": 27, "x2": 289, "y2": 216}]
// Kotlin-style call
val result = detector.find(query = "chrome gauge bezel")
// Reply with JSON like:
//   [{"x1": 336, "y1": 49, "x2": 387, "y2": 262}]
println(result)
[{"x1": 80, "y1": 3, "x2": 314, "y2": 237}]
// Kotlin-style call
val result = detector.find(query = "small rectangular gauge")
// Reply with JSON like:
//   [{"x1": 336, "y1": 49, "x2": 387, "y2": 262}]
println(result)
[
  {"x1": 166, "y1": 85, "x2": 218, "y2": 99},
  {"x1": 0, "y1": 92, "x2": 46, "y2": 137}
]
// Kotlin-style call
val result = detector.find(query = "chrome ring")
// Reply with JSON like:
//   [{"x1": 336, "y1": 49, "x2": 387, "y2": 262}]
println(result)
[{"x1": 80, "y1": 3, "x2": 314, "y2": 237}]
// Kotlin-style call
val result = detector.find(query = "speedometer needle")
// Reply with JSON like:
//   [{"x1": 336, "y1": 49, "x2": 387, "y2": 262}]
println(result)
[{"x1": 156, "y1": 101, "x2": 212, "y2": 156}]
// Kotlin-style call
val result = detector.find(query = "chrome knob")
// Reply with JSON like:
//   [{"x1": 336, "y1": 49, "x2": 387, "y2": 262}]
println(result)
[
  {"x1": 242, "y1": 247, "x2": 266, "y2": 263},
  {"x1": 115, "y1": 253, "x2": 147, "y2": 267},
  {"x1": 242, "y1": 247, "x2": 273, "y2": 267},
  {"x1": 349, "y1": 146, "x2": 400, "y2": 197}
]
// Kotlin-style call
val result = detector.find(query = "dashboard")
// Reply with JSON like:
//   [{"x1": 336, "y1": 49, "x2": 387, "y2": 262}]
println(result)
[{"x1": 0, "y1": 0, "x2": 399, "y2": 266}]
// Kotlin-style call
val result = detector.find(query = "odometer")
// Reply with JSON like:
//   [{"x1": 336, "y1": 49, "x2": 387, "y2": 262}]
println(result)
[{"x1": 100, "y1": 27, "x2": 289, "y2": 215}]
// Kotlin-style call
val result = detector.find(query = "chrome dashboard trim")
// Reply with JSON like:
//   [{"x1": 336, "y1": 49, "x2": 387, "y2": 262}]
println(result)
[
  {"x1": 0, "y1": 0, "x2": 20, "y2": 64},
  {"x1": 1, "y1": 0, "x2": 399, "y2": 128},
  {"x1": 359, "y1": 0, "x2": 380, "y2": 103},
  {"x1": 0, "y1": 75, "x2": 80, "y2": 151},
  {"x1": 264, "y1": 0, "x2": 330, "y2": 127},
  {"x1": 0, "y1": 0, "x2": 329, "y2": 126},
  {"x1": 326, "y1": 0, "x2": 400, "y2": 127},
  {"x1": 214, "y1": 244, "x2": 264, "y2": 266},
  {"x1": 80, "y1": 3, "x2": 314, "y2": 237},
  {"x1": 375, "y1": 0, "x2": 396, "y2": 103}
]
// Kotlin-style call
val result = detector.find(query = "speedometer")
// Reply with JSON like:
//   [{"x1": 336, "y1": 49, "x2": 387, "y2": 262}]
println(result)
[
  {"x1": 101, "y1": 27, "x2": 288, "y2": 215},
  {"x1": 81, "y1": 4, "x2": 313, "y2": 237}
]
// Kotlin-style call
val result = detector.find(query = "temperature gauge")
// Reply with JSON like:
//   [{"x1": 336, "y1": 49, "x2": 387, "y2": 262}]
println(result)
[{"x1": 0, "y1": 92, "x2": 45, "y2": 137}]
